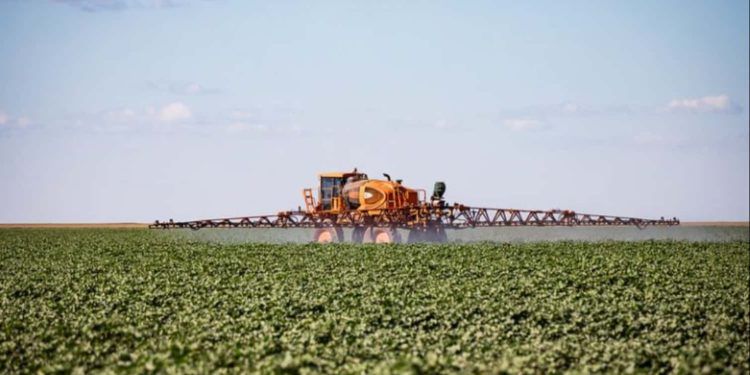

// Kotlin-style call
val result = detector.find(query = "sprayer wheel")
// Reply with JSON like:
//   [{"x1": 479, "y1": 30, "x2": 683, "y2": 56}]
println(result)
[
  {"x1": 363, "y1": 227, "x2": 402, "y2": 244},
  {"x1": 313, "y1": 227, "x2": 344, "y2": 243},
  {"x1": 427, "y1": 226, "x2": 448, "y2": 243},
  {"x1": 407, "y1": 229, "x2": 424, "y2": 243},
  {"x1": 408, "y1": 226, "x2": 447, "y2": 243},
  {"x1": 352, "y1": 227, "x2": 367, "y2": 243}
]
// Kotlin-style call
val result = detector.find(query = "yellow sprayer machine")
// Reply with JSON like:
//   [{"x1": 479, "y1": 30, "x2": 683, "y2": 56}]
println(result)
[{"x1": 151, "y1": 169, "x2": 679, "y2": 243}]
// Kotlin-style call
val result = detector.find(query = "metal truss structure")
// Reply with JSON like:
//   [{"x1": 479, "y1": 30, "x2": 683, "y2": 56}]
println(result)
[{"x1": 150, "y1": 204, "x2": 679, "y2": 230}]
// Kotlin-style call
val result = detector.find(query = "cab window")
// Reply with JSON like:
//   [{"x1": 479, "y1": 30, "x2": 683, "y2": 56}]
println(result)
[{"x1": 320, "y1": 177, "x2": 343, "y2": 210}]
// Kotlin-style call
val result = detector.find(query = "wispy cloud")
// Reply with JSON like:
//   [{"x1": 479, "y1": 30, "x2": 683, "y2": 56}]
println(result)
[
  {"x1": 72, "y1": 102, "x2": 194, "y2": 132},
  {"x1": 493, "y1": 95, "x2": 742, "y2": 133},
  {"x1": 101, "y1": 107, "x2": 137, "y2": 123},
  {"x1": 503, "y1": 118, "x2": 542, "y2": 131},
  {"x1": 222, "y1": 108, "x2": 310, "y2": 137},
  {"x1": 229, "y1": 109, "x2": 259, "y2": 121},
  {"x1": 53, "y1": 0, "x2": 197, "y2": 12},
  {"x1": 633, "y1": 132, "x2": 666, "y2": 145},
  {"x1": 148, "y1": 81, "x2": 220, "y2": 96},
  {"x1": 499, "y1": 102, "x2": 635, "y2": 119},
  {"x1": 561, "y1": 102, "x2": 582, "y2": 114},
  {"x1": 632, "y1": 131, "x2": 690, "y2": 147},
  {"x1": 67, "y1": 103, "x2": 318, "y2": 137},
  {"x1": 226, "y1": 122, "x2": 269, "y2": 134},
  {"x1": 432, "y1": 119, "x2": 453, "y2": 130},
  {"x1": 156, "y1": 102, "x2": 192, "y2": 122},
  {"x1": 0, "y1": 109, "x2": 32, "y2": 130},
  {"x1": 666, "y1": 94, "x2": 741, "y2": 114},
  {"x1": 15, "y1": 117, "x2": 32, "y2": 128}
]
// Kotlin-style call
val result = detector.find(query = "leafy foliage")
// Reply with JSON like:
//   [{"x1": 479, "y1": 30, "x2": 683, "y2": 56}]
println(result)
[{"x1": 0, "y1": 229, "x2": 748, "y2": 373}]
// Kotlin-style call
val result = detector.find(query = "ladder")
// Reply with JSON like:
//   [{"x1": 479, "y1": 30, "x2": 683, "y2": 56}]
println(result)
[{"x1": 302, "y1": 188, "x2": 316, "y2": 213}]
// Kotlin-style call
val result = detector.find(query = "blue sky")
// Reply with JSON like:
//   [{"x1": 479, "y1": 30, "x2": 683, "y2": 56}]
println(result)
[{"x1": 1, "y1": 0, "x2": 748, "y2": 222}]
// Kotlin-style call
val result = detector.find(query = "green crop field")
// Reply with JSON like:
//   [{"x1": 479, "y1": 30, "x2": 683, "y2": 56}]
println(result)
[{"x1": 0, "y1": 229, "x2": 748, "y2": 373}]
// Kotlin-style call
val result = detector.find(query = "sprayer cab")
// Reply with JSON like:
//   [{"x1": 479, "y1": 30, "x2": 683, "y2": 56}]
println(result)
[
  {"x1": 303, "y1": 170, "x2": 425, "y2": 215},
  {"x1": 316, "y1": 171, "x2": 368, "y2": 212}
]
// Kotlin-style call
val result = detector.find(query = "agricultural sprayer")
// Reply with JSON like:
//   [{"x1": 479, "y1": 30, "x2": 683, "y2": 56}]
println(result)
[{"x1": 151, "y1": 169, "x2": 679, "y2": 243}]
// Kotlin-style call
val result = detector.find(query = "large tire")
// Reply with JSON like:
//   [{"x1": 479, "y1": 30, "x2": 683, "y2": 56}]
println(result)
[
  {"x1": 407, "y1": 229, "x2": 424, "y2": 243},
  {"x1": 408, "y1": 226, "x2": 448, "y2": 243},
  {"x1": 428, "y1": 226, "x2": 448, "y2": 243},
  {"x1": 352, "y1": 227, "x2": 367, "y2": 243},
  {"x1": 363, "y1": 227, "x2": 402, "y2": 244},
  {"x1": 313, "y1": 227, "x2": 344, "y2": 243}
]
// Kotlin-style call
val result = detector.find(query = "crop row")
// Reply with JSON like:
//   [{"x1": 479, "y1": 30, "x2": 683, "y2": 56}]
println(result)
[{"x1": 0, "y1": 229, "x2": 748, "y2": 373}]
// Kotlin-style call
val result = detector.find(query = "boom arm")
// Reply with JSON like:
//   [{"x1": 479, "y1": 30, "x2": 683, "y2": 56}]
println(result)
[{"x1": 150, "y1": 205, "x2": 678, "y2": 230}]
